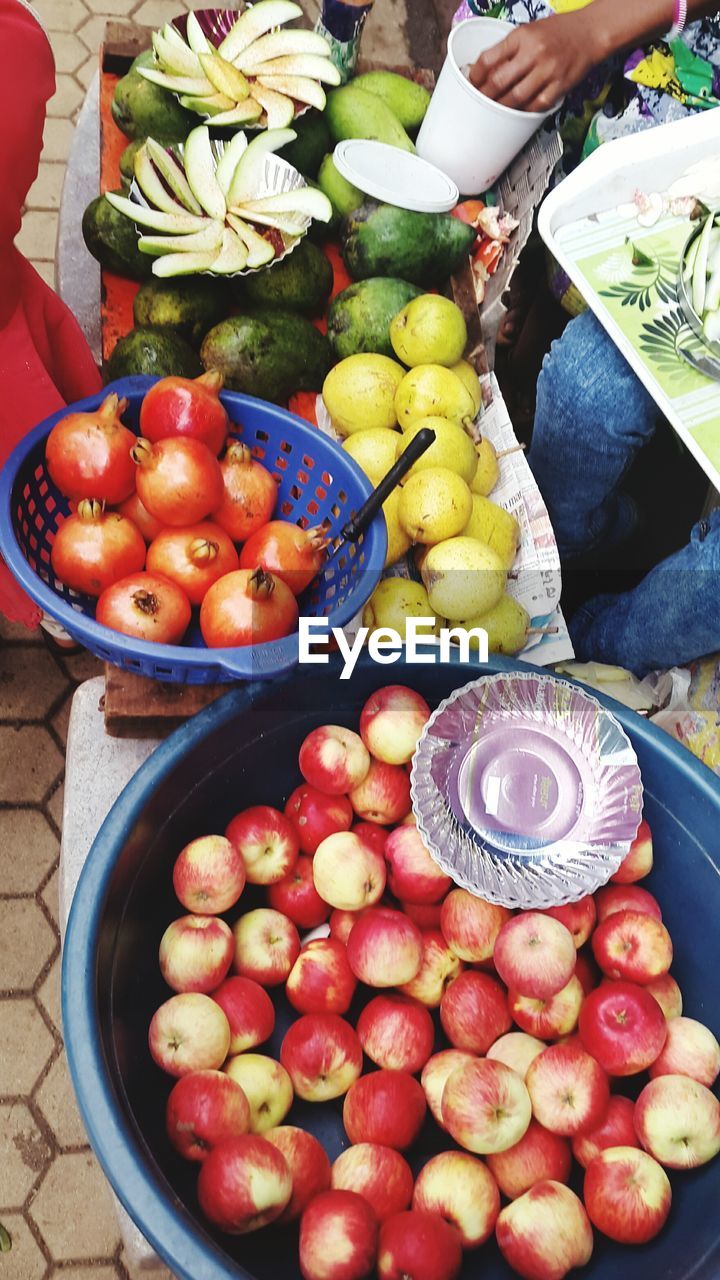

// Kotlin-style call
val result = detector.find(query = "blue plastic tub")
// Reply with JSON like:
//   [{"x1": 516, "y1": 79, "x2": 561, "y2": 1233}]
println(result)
[
  {"x1": 0, "y1": 376, "x2": 386, "y2": 683},
  {"x1": 62, "y1": 654, "x2": 720, "y2": 1280}
]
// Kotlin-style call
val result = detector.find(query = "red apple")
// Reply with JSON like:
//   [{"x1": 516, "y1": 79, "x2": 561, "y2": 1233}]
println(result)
[
  {"x1": 421, "y1": 1049, "x2": 476, "y2": 1128},
  {"x1": 584, "y1": 1146, "x2": 671, "y2": 1244},
  {"x1": 159, "y1": 915, "x2": 234, "y2": 995},
  {"x1": 377, "y1": 1210, "x2": 462, "y2": 1280},
  {"x1": 197, "y1": 1134, "x2": 292, "y2": 1233},
  {"x1": 592, "y1": 910, "x2": 672, "y2": 984},
  {"x1": 486, "y1": 1032, "x2": 545, "y2": 1080},
  {"x1": 645, "y1": 972, "x2": 683, "y2": 1020},
  {"x1": 280, "y1": 1013, "x2": 362, "y2": 1101},
  {"x1": 346, "y1": 908, "x2": 423, "y2": 988},
  {"x1": 494, "y1": 913, "x2": 576, "y2": 1000},
  {"x1": 166, "y1": 1070, "x2": 250, "y2": 1161},
  {"x1": 297, "y1": 727, "x2": 366, "y2": 793},
  {"x1": 299, "y1": 724, "x2": 370, "y2": 795},
  {"x1": 595, "y1": 883, "x2": 662, "y2": 923},
  {"x1": 232, "y1": 908, "x2": 300, "y2": 986},
  {"x1": 635, "y1": 1074, "x2": 720, "y2": 1168},
  {"x1": 571, "y1": 1095, "x2": 640, "y2": 1168},
  {"x1": 225, "y1": 805, "x2": 299, "y2": 886},
  {"x1": 172, "y1": 834, "x2": 245, "y2": 915},
  {"x1": 384, "y1": 826, "x2": 451, "y2": 905},
  {"x1": 648, "y1": 1015, "x2": 720, "y2": 1086},
  {"x1": 299, "y1": 1190, "x2": 378, "y2": 1280},
  {"x1": 149, "y1": 993, "x2": 231, "y2": 1077},
  {"x1": 508, "y1": 976, "x2": 584, "y2": 1041},
  {"x1": 331, "y1": 1144, "x2": 414, "y2": 1221},
  {"x1": 264, "y1": 1126, "x2": 331, "y2": 1222},
  {"x1": 537, "y1": 897, "x2": 596, "y2": 950},
  {"x1": 440, "y1": 970, "x2": 511, "y2": 1054},
  {"x1": 486, "y1": 1119, "x2": 572, "y2": 1200},
  {"x1": 611, "y1": 818, "x2": 653, "y2": 883},
  {"x1": 348, "y1": 759, "x2": 411, "y2": 825},
  {"x1": 440, "y1": 889, "x2": 510, "y2": 964},
  {"x1": 352, "y1": 821, "x2": 389, "y2": 857},
  {"x1": 211, "y1": 975, "x2": 275, "y2": 1054},
  {"x1": 313, "y1": 832, "x2": 387, "y2": 911},
  {"x1": 413, "y1": 1151, "x2": 499, "y2": 1248},
  {"x1": 400, "y1": 901, "x2": 443, "y2": 931},
  {"x1": 359, "y1": 685, "x2": 431, "y2": 765},
  {"x1": 496, "y1": 1181, "x2": 593, "y2": 1280},
  {"x1": 398, "y1": 930, "x2": 462, "y2": 1007},
  {"x1": 329, "y1": 908, "x2": 363, "y2": 945},
  {"x1": 284, "y1": 784, "x2": 353, "y2": 855},
  {"x1": 526, "y1": 1042, "x2": 609, "y2": 1137},
  {"x1": 356, "y1": 994, "x2": 435, "y2": 1073},
  {"x1": 267, "y1": 855, "x2": 330, "y2": 929},
  {"x1": 343, "y1": 1070, "x2": 426, "y2": 1151},
  {"x1": 574, "y1": 947, "x2": 600, "y2": 997},
  {"x1": 224, "y1": 1053, "x2": 293, "y2": 1132},
  {"x1": 286, "y1": 938, "x2": 357, "y2": 1016},
  {"x1": 578, "y1": 980, "x2": 668, "y2": 1076},
  {"x1": 441, "y1": 1058, "x2": 532, "y2": 1155}
]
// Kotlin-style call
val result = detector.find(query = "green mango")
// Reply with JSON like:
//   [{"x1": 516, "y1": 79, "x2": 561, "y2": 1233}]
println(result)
[
  {"x1": 238, "y1": 240, "x2": 334, "y2": 315},
  {"x1": 82, "y1": 191, "x2": 153, "y2": 281},
  {"x1": 327, "y1": 277, "x2": 423, "y2": 359},
  {"x1": 351, "y1": 72, "x2": 431, "y2": 131},
  {"x1": 277, "y1": 111, "x2": 332, "y2": 179},
  {"x1": 105, "y1": 327, "x2": 202, "y2": 383},
  {"x1": 119, "y1": 139, "x2": 145, "y2": 188},
  {"x1": 133, "y1": 278, "x2": 231, "y2": 348},
  {"x1": 342, "y1": 200, "x2": 476, "y2": 287},
  {"x1": 317, "y1": 153, "x2": 363, "y2": 219},
  {"x1": 325, "y1": 85, "x2": 415, "y2": 152},
  {"x1": 201, "y1": 310, "x2": 332, "y2": 402},
  {"x1": 112, "y1": 50, "x2": 194, "y2": 142}
]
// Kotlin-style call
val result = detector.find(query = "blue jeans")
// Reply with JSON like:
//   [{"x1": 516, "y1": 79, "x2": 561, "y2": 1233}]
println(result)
[{"x1": 528, "y1": 311, "x2": 720, "y2": 675}]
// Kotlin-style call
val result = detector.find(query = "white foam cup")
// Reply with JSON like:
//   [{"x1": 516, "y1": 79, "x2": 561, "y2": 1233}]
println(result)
[{"x1": 416, "y1": 18, "x2": 559, "y2": 195}]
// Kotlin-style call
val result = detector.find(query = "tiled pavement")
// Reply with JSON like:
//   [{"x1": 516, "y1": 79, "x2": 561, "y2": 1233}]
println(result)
[{"x1": 5, "y1": 0, "x2": 456, "y2": 1274}]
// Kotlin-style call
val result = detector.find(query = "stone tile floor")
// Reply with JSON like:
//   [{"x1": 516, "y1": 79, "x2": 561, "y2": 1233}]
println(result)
[{"x1": 5, "y1": 0, "x2": 453, "y2": 1271}]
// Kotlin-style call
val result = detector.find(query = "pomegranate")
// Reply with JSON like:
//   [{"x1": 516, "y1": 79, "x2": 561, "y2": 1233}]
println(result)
[
  {"x1": 214, "y1": 442, "x2": 278, "y2": 542},
  {"x1": 199, "y1": 567, "x2": 299, "y2": 648},
  {"x1": 96, "y1": 572, "x2": 191, "y2": 644},
  {"x1": 239, "y1": 520, "x2": 327, "y2": 596},
  {"x1": 139, "y1": 371, "x2": 229, "y2": 456},
  {"x1": 147, "y1": 522, "x2": 238, "y2": 606},
  {"x1": 45, "y1": 393, "x2": 136, "y2": 503},
  {"x1": 50, "y1": 499, "x2": 146, "y2": 597},
  {"x1": 133, "y1": 436, "x2": 223, "y2": 527}
]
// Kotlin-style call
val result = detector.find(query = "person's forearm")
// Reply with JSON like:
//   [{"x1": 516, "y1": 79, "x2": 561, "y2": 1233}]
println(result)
[{"x1": 589, "y1": 0, "x2": 720, "y2": 64}]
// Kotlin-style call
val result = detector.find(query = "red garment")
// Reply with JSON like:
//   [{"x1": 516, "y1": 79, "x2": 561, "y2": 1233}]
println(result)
[{"x1": 0, "y1": 0, "x2": 102, "y2": 626}]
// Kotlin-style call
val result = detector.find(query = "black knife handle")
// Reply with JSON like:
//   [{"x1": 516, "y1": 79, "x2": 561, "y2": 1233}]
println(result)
[{"x1": 341, "y1": 427, "x2": 436, "y2": 543}]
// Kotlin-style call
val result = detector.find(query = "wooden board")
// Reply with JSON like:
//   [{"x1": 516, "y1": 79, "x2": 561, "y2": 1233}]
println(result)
[{"x1": 103, "y1": 664, "x2": 227, "y2": 738}]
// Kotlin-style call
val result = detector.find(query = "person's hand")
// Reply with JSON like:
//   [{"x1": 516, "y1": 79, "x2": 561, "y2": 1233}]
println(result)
[{"x1": 468, "y1": 13, "x2": 604, "y2": 112}]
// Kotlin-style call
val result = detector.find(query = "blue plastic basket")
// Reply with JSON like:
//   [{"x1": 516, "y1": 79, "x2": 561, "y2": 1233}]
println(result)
[
  {"x1": 62, "y1": 653, "x2": 720, "y2": 1280},
  {"x1": 0, "y1": 376, "x2": 386, "y2": 683}
]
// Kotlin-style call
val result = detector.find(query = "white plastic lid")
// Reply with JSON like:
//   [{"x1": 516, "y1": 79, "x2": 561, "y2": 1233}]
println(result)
[{"x1": 333, "y1": 139, "x2": 460, "y2": 213}]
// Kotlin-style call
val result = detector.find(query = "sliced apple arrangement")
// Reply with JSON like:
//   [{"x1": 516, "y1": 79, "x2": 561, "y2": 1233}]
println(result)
[
  {"x1": 105, "y1": 124, "x2": 332, "y2": 278},
  {"x1": 141, "y1": 2, "x2": 341, "y2": 129},
  {"x1": 147, "y1": 697, "x2": 720, "y2": 1280}
]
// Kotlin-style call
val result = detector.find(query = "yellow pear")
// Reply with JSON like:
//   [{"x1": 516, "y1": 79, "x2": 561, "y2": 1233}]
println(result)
[
  {"x1": 460, "y1": 594, "x2": 531, "y2": 655},
  {"x1": 398, "y1": 467, "x2": 472, "y2": 545},
  {"x1": 395, "y1": 417, "x2": 477, "y2": 486},
  {"x1": 450, "y1": 358, "x2": 482, "y2": 416},
  {"x1": 382, "y1": 488, "x2": 412, "y2": 568},
  {"x1": 362, "y1": 578, "x2": 439, "y2": 641},
  {"x1": 323, "y1": 353, "x2": 404, "y2": 436},
  {"x1": 421, "y1": 536, "x2": 506, "y2": 621},
  {"x1": 462, "y1": 494, "x2": 520, "y2": 568},
  {"x1": 343, "y1": 427, "x2": 399, "y2": 487},
  {"x1": 395, "y1": 364, "x2": 476, "y2": 431},
  {"x1": 390, "y1": 294, "x2": 467, "y2": 367},
  {"x1": 471, "y1": 438, "x2": 499, "y2": 495}
]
